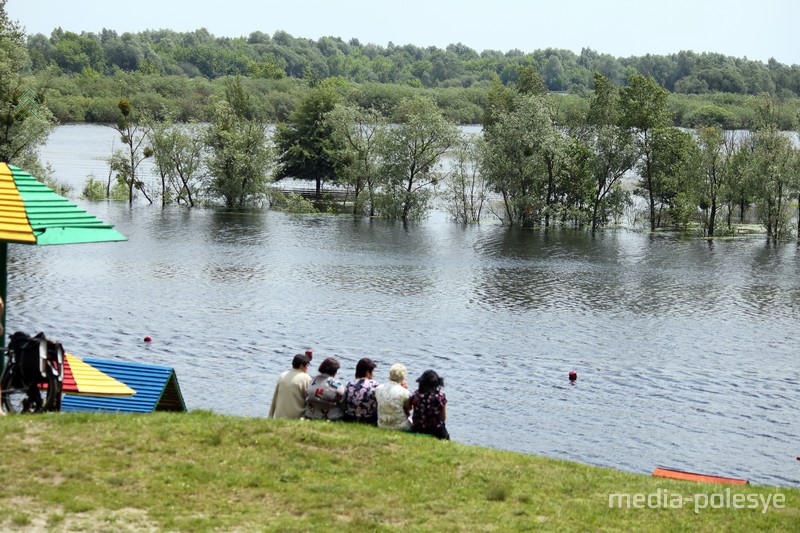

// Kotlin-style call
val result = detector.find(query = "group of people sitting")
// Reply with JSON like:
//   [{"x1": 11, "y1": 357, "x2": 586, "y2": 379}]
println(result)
[{"x1": 268, "y1": 352, "x2": 449, "y2": 440}]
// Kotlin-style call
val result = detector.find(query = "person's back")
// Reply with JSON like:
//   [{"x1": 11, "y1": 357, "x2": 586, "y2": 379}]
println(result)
[
  {"x1": 305, "y1": 357, "x2": 345, "y2": 421},
  {"x1": 376, "y1": 363, "x2": 411, "y2": 430},
  {"x1": 269, "y1": 354, "x2": 311, "y2": 419},
  {"x1": 407, "y1": 369, "x2": 449, "y2": 440},
  {"x1": 343, "y1": 357, "x2": 380, "y2": 425}
]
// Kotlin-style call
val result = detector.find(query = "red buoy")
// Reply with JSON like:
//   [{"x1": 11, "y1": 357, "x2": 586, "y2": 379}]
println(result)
[
  {"x1": 568, "y1": 370, "x2": 577, "y2": 381},
  {"x1": 144, "y1": 336, "x2": 152, "y2": 342}
]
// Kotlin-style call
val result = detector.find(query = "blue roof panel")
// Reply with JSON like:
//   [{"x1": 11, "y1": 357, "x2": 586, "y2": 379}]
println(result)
[{"x1": 61, "y1": 358, "x2": 186, "y2": 413}]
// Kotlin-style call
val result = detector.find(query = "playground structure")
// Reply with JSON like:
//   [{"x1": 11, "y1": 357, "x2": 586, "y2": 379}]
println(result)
[{"x1": 61, "y1": 357, "x2": 186, "y2": 413}]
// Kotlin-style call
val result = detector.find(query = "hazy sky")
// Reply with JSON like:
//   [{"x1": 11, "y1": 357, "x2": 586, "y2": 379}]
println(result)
[{"x1": 8, "y1": 0, "x2": 800, "y2": 65}]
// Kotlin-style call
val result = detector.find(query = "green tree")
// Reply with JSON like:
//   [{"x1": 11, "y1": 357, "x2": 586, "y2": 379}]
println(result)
[
  {"x1": 378, "y1": 95, "x2": 458, "y2": 222},
  {"x1": 110, "y1": 98, "x2": 153, "y2": 204},
  {"x1": 696, "y1": 125, "x2": 736, "y2": 236},
  {"x1": 205, "y1": 77, "x2": 272, "y2": 208},
  {"x1": 647, "y1": 127, "x2": 701, "y2": 229},
  {"x1": 514, "y1": 70, "x2": 568, "y2": 226},
  {"x1": 274, "y1": 82, "x2": 343, "y2": 197},
  {"x1": 0, "y1": 1, "x2": 57, "y2": 171},
  {"x1": 516, "y1": 66, "x2": 547, "y2": 96},
  {"x1": 481, "y1": 76, "x2": 514, "y2": 131},
  {"x1": 722, "y1": 137, "x2": 757, "y2": 227},
  {"x1": 543, "y1": 55, "x2": 566, "y2": 91},
  {"x1": 748, "y1": 95, "x2": 795, "y2": 241},
  {"x1": 620, "y1": 73, "x2": 670, "y2": 231},
  {"x1": 481, "y1": 93, "x2": 559, "y2": 226},
  {"x1": 441, "y1": 134, "x2": 488, "y2": 224},
  {"x1": 557, "y1": 135, "x2": 595, "y2": 226},
  {"x1": 584, "y1": 73, "x2": 638, "y2": 230},
  {"x1": 149, "y1": 120, "x2": 204, "y2": 207},
  {"x1": 326, "y1": 102, "x2": 386, "y2": 215},
  {"x1": 51, "y1": 31, "x2": 106, "y2": 74}
]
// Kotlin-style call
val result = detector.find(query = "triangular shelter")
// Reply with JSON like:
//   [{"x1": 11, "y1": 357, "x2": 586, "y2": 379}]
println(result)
[{"x1": 61, "y1": 358, "x2": 186, "y2": 413}]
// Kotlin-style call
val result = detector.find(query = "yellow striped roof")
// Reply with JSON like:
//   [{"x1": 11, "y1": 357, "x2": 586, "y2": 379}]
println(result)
[
  {"x1": 0, "y1": 164, "x2": 35, "y2": 243},
  {"x1": 65, "y1": 353, "x2": 136, "y2": 396}
]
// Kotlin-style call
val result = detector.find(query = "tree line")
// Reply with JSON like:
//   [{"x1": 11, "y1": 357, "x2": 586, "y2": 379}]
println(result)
[
  {"x1": 14, "y1": 25, "x2": 800, "y2": 130},
  {"x1": 22, "y1": 26, "x2": 800, "y2": 97}
]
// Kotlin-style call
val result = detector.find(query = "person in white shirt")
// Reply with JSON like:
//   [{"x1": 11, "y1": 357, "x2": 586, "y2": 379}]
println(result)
[
  {"x1": 269, "y1": 353, "x2": 311, "y2": 419},
  {"x1": 375, "y1": 363, "x2": 412, "y2": 430}
]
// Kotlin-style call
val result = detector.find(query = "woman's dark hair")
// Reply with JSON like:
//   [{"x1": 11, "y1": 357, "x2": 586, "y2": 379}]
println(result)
[
  {"x1": 318, "y1": 357, "x2": 340, "y2": 377},
  {"x1": 354, "y1": 357, "x2": 376, "y2": 378},
  {"x1": 416, "y1": 369, "x2": 444, "y2": 393}
]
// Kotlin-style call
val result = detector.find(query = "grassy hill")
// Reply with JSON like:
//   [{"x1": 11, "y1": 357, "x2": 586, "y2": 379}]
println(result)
[{"x1": 0, "y1": 411, "x2": 796, "y2": 532}]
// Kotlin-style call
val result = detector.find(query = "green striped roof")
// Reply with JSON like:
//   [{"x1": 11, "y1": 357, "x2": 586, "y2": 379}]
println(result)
[{"x1": 5, "y1": 163, "x2": 127, "y2": 246}]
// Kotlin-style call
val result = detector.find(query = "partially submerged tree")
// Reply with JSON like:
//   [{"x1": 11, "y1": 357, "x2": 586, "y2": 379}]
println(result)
[
  {"x1": 274, "y1": 81, "x2": 344, "y2": 197},
  {"x1": 481, "y1": 93, "x2": 564, "y2": 226},
  {"x1": 722, "y1": 135, "x2": 757, "y2": 228},
  {"x1": 205, "y1": 77, "x2": 271, "y2": 208},
  {"x1": 620, "y1": 73, "x2": 669, "y2": 231},
  {"x1": 111, "y1": 98, "x2": 153, "y2": 204},
  {"x1": 378, "y1": 95, "x2": 458, "y2": 222},
  {"x1": 647, "y1": 126, "x2": 701, "y2": 229},
  {"x1": 441, "y1": 134, "x2": 488, "y2": 224},
  {"x1": 696, "y1": 125, "x2": 736, "y2": 236},
  {"x1": 326, "y1": 102, "x2": 386, "y2": 215},
  {"x1": 149, "y1": 120, "x2": 204, "y2": 207},
  {"x1": 584, "y1": 73, "x2": 638, "y2": 230},
  {"x1": 748, "y1": 95, "x2": 795, "y2": 241}
]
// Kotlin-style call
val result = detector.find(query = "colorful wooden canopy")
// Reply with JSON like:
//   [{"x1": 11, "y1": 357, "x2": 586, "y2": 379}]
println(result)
[
  {"x1": 61, "y1": 358, "x2": 187, "y2": 413},
  {"x1": 0, "y1": 163, "x2": 127, "y2": 245},
  {"x1": 62, "y1": 353, "x2": 136, "y2": 396}
]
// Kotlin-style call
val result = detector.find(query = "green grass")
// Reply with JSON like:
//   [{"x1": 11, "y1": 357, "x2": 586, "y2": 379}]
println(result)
[{"x1": 0, "y1": 411, "x2": 796, "y2": 532}]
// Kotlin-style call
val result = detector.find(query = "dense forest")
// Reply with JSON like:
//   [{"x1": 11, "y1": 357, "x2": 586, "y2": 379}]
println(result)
[
  {"x1": 24, "y1": 27, "x2": 800, "y2": 94},
  {"x1": 19, "y1": 26, "x2": 800, "y2": 129}
]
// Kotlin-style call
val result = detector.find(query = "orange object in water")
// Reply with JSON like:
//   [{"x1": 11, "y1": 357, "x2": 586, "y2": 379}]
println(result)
[{"x1": 653, "y1": 467, "x2": 748, "y2": 485}]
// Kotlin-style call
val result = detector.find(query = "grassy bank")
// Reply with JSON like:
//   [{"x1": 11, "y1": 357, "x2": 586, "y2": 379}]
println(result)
[{"x1": 0, "y1": 411, "x2": 796, "y2": 532}]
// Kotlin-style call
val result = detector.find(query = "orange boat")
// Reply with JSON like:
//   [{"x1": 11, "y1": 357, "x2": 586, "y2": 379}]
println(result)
[{"x1": 652, "y1": 467, "x2": 748, "y2": 485}]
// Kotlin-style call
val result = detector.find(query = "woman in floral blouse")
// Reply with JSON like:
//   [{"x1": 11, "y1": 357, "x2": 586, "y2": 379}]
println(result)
[
  {"x1": 405, "y1": 369, "x2": 449, "y2": 440},
  {"x1": 305, "y1": 357, "x2": 345, "y2": 421},
  {"x1": 343, "y1": 358, "x2": 380, "y2": 425}
]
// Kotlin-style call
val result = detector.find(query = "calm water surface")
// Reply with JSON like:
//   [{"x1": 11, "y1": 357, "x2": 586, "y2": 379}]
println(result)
[{"x1": 12, "y1": 124, "x2": 799, "y2": 487}]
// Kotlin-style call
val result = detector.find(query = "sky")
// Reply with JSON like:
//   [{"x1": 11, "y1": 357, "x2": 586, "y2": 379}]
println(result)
[{"x1": 7, "y1": 0, "x2": 800, "y2": 65}]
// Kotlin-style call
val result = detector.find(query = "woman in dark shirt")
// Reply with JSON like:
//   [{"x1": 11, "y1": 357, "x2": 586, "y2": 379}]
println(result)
[{"x1": 405, "y1": 369, "x2": 449, "y2": 440}]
